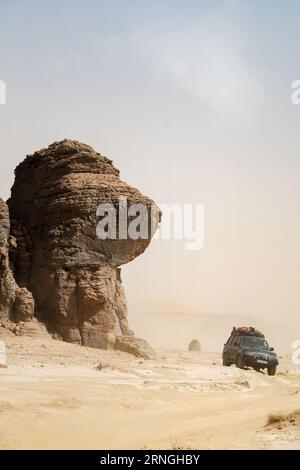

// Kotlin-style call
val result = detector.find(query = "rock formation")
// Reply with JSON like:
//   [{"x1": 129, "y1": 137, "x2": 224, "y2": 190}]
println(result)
[
  {"x1": 0, "y1": 140, "x2": 160, "y2": 358},
  {"x1": 188, "y1": 339, "x2": 201, "y2": 352},
  {"x1": 0, "y1": 198, "x2": 34, "y2": 326}
]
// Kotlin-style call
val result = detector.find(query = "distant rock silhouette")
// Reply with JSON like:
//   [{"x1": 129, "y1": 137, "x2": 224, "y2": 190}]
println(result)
[{"x1": 188, "y1": 339, "x2": 201, "y2": 352}]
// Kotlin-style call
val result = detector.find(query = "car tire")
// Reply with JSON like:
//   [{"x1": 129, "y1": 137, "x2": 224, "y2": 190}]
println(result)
[
  {"x1": 223, "y1": 355, "x2": 231, "y2": 366},
  {"x1": 236, "y1": 354, "x2": 244, "y2": 369},
  {"x1": 267, "y1": 365, "x2": 277, "y2": 376},
  {"x1": 254, "y1": 366, "x2": 260, "y2": 372}
]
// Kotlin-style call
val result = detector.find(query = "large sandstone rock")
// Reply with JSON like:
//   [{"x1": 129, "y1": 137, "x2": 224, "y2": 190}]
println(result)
[{"x1": 3, "y1": 140, "x2": 160, "y2": 353}]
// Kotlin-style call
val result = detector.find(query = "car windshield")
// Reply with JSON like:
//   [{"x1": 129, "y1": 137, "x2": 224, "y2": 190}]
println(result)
[{"x1": 241, "y1": 336, "x2": 269, "y2": 349}]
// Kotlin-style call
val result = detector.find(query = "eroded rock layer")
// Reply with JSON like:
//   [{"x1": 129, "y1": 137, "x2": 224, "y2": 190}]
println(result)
[
  {"x1": 0, "y1": 198, "x2": 34, "y2": 325},
  {"x1": 0, "y1": 140, "x2": 159, "y2": 356}
]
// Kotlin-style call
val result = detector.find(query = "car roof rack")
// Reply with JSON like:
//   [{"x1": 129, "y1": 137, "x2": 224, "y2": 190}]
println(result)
[{"x1": 231, "y1": 326, "x2": 265, "y2": 338}]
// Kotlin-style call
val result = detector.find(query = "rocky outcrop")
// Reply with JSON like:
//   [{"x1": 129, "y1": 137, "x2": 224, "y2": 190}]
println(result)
[
  {"x1": 1, "y1": 140, "x2": 160, "y2": 355},
  {"x1": 0, "y1": 199, "x2": 34, "y2": 326},
  {"x1": 188, "y1": 339, "x2": 201, "y2": 352}
]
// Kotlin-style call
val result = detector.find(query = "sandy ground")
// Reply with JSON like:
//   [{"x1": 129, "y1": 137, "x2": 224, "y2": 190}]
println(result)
[{"x1": 0, "y1": 333, "x2": 300, "y2": 450}]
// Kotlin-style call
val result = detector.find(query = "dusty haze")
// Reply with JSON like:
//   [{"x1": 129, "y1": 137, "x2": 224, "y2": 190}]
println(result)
[{"x1": 1, "y1": 1, "x2": 300, "y2": 352}]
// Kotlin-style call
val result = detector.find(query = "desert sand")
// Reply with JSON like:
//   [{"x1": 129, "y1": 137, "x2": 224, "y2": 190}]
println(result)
[{"x1": 0, "y1": 332, "x2": 299, "y2": 450}]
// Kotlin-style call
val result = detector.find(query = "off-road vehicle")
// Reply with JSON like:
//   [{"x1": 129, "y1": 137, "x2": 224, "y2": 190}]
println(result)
[{"x1": 222, "y1": 327, "x2": 278, "y2": 375}]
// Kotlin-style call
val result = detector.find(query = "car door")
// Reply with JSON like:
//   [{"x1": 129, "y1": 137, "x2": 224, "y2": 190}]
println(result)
[
  {"x1": 228, "y1": 335, "x2": 240, "y2": 362},
  {"x1": 231, "y1": 335, "x2": 241, "y2": 362},
  {"x1": 225, "y1": 335, "x2": 236, "y2": 361}
]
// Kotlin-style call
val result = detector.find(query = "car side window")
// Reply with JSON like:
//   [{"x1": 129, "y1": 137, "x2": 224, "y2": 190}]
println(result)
[
  {"x1": 231, "y1": 336, "x2": 235, "y2": 345},
  {"x1": 228, "y1": 335, "x2": 236, "y2": 345},
  {"x1": 233, "y1": 336, "x2": 240, "y2": 346}
]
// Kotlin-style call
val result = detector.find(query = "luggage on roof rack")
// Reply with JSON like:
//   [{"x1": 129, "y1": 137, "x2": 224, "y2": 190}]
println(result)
[{"x1": 231, "y1": 326, "x2": 265, "y2": 338}]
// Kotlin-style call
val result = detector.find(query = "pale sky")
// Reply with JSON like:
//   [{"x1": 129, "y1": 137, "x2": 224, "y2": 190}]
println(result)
[{"x1": 0, "y1": 0, "x2": 300, "y2": 344}]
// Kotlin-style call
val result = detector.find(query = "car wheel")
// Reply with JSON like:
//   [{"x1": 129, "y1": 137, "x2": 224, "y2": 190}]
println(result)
[
  {"x1": 236, "y1": 354, "x2": 244, "y2": 369},
  {"x1": 267, "y1": 365, "x2": 277, "y2": 376},
  {"x1": 223, "y1": 355, "x2": 231, "y2": 366}
]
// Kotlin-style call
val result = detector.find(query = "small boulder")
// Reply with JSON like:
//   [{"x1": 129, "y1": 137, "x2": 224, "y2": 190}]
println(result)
[{"x1": 115, "y1": 336, "x2": 156, "y2": 360}]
